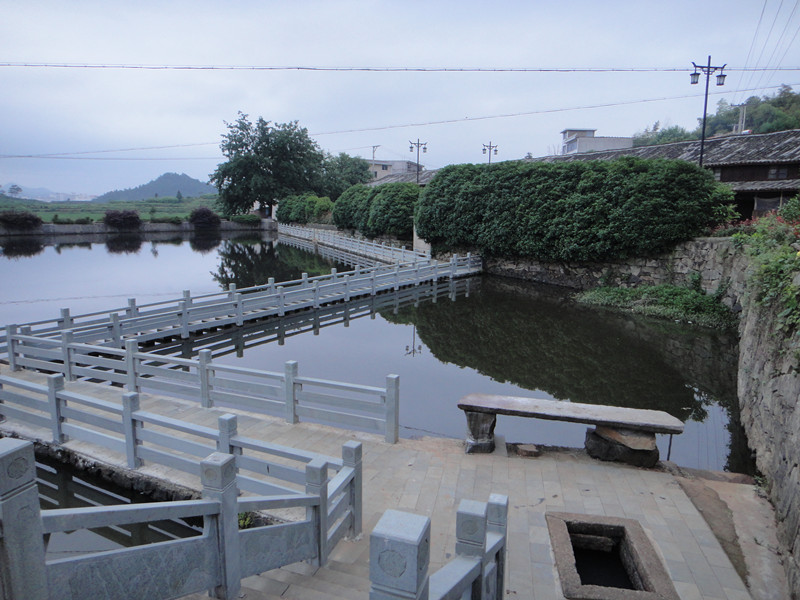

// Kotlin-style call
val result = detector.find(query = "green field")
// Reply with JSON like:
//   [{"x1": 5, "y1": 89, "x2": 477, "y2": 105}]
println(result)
[{"x1": 0, "y1": 194, "x2": 219, "y2": 223}]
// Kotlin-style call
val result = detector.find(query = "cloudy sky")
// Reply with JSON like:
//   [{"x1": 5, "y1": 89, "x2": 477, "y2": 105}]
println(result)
[{"x1": 2, "y1": 0, "x2": 799, "y2": 196}]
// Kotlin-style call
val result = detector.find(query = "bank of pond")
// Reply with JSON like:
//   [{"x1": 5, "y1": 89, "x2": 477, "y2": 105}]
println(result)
[{"x1": 0, "y1": 232, "x2": 750, "y2": 473}]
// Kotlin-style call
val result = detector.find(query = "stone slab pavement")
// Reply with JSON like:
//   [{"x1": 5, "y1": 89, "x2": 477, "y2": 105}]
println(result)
[{"x1": 0, "y1": 368, "x2": 783, "y2": 599}]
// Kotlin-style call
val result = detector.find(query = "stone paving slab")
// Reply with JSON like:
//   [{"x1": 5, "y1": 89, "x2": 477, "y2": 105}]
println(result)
[{"x1": 0, "y1": 367, "x2": 765, "y2": 599}]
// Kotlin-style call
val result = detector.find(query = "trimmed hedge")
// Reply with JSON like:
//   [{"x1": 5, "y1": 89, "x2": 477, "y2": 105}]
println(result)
[
  {"x1": 189, "y1": 207, "x2": 222, "y2": 228},
  {"x1": 103, "y1": 210, "x2": 141, "y2": 230},
  {"x1": 366, "y1": 182, "x2": 419, "y2": 239},
  {"x1": 333, "y1": 182, "x2": 420, "y2": 239},
  {"x1": 0, "y1": 210, "x2": 43, "y2": 231},
  {"x1": 415, "y1": 157, "x2": 733, "y2": 260},
  {"x1": 276, "y1": 194, "x2": 334, "y2": 225},
  {"x1": 332, "y1": 184, "x2": 370, "y2": 229}
]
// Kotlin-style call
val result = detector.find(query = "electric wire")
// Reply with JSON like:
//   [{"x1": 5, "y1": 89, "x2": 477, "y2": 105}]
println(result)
[
  {"x1": 733, "y1": 0, "x2": 771, "y2": 105},
  {"x1": 1, "y1": 61, "x2": 799, "y2": 73},
  {"x1": 1, "y1": 83, "x2": 797, "y2": 162},
  {"x1": 753, "y1": 0, "x2": 800, "y2": 94}
]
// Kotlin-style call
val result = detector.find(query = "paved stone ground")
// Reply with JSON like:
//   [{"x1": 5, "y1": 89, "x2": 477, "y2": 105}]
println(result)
[{"x1": 0, "y1": 368, "x2": 783, "y2": 599}]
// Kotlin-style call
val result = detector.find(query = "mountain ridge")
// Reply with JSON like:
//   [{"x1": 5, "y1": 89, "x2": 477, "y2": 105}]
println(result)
[{"x1": 92, "y1": 173, "x2": 216, "y2": 202}]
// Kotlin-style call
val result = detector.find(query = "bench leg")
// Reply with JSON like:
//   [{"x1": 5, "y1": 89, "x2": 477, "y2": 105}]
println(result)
[{"x1": 464, "y1": 411, "x2": 496, "y2": 454}]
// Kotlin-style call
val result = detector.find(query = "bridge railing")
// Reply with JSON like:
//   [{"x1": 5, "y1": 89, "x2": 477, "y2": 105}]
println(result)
[
  {"x1": 278, "y1": 224, "x2": 430, "y2": 263},
  {"x1": 2, "y1": 254, "x2": 480, "y2": 355},
  {"x1": 0, "y1": 438, "x2": 353, "y2": 600},
  {"x1": 369, "y1": 493, "x2": 509, "y2": 600},
  {"x1": 4, "y1": 334, "x2": 400, "y2": 442}
]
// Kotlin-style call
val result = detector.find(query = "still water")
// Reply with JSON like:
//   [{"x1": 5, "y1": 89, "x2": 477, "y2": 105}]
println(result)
[{"x1": 0, "y1": 232, "x2": 748, "y2": 472}]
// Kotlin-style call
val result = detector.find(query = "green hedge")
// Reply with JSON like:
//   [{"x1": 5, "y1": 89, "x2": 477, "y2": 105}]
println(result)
[
  {"x1": 333, "y1": 182, "x2": 419, "y2": 239},
  {"x1": 276, "y1": 194, "x2": 334, "y2": 225},
  {"x1": 332, "y1": 184, "x2": 370, "y2": 230},
  {"x1": 415, "y1": 157, "x2": 732, "y2": 260}
]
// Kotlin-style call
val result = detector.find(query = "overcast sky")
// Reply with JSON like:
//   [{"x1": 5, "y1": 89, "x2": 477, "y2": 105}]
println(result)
[{"x1": 2, "y1": 0, "x2": 799, "y2": 196}]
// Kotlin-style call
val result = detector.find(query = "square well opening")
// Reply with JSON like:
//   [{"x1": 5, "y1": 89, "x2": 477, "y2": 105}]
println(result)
[{"x1": 546, "y1": 512, "x2": 679, "y2": 600}]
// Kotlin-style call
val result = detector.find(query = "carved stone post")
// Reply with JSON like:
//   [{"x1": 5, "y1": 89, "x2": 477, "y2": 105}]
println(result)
[
  {"x1": 0, "y1": 439, "x2": 49, "y2": 599},
  {"x1": 306, "y1": 457, "x2": 329, "y2": 566},
  {"x1": 284, "y1": 360, "x2": 299, "y2": 424},
  {"x1": 455, "y1": 499, "x2": 488, "y2": 599},
  {"x1": 342, "y1": 441, "x2": 362, "y2": 537},
  {"x1": 201, "y1": 452, "x2": 241, "y2": 600},
  {"x1": 370, "y1": 509, "x2": 430, "y2": 600}
]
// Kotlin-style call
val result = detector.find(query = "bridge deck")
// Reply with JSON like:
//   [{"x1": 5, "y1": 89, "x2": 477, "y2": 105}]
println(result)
[{"x1": 0, "y1": 367, "x2": 758, "y2": 600}]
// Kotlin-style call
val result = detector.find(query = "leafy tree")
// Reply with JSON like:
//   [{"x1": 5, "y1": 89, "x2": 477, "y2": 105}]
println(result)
[
  {"x1": 318, "y1": 153, "x2": 372, "y2": 201},
  {"x1": 8, "y1": 184, "x2": 22, "y2": 197},
  {"x1": 210, "y1": 113, "x2": 326, "y2": 218},
  {"x1": 176, "y1": 190, "x2": 183, "y2": 200},
  {"x1": 633, "y1": 121, "x2": 695, "y2": 147},
  {"x1": 635, "y1": 85, "x2": 800, "y2": 145}
]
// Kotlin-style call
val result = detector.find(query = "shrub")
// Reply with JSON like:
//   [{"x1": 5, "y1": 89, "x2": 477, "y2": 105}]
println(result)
[
  {"x1": 366, "y1": 182, "x2": 419, "y2": 239},
  {"x1": 230, "y1": 214, "x2": 261, "y2": 225},
  {"x1": 415, "y1": 157, "x2": 732, "y2": 260},
  {"x1": 0, "y1": 210, "x2": 43, "y2": 231},
  {"x1": 151, "y1": 216, "x2": 184, "y2": 225},
  {"x1": 276, "y1": 194, "x2": 334, "y2": 225},
  {"x1": 103, "y1": 210, "x2": 141, "y2": 230},
  {"x1": 333, "y1": 184, "x2": 371, "y2": 229},
  {"x1": 189, "y1": 207, "x2": 221, "y2": 228}
]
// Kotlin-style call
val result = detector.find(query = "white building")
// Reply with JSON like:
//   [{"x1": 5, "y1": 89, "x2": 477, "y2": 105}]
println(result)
[{"x1": 561, "y1": 129, "x2": 633, "y2": 155}]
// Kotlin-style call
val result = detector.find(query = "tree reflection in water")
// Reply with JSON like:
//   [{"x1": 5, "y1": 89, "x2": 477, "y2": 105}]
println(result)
[{"x1": 211, "y1": 237, "x2": 347, "y2": 289}]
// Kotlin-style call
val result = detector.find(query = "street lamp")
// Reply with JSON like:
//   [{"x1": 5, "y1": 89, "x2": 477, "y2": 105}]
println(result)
[
  {"x1": 409, "y1": 139, "x2": 427, "y2": 184},
  {"x1": 690, "y1": 55, "x2": 726, "y2": 167},
  {"x1": 482, "y1": 141, "x2": 498, "y2": 164}
]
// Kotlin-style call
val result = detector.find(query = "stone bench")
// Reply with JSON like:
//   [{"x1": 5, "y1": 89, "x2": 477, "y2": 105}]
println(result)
[{"x1": 457, "y1": 394, "x2": 685, "y2": 467}]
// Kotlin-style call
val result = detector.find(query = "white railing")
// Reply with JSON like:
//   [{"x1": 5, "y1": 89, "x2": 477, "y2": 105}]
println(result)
[
  {"x1": 369, "y1": 494, "x2": 509, "y2": 600},
  {"x1": 279, "y1": 223, "x2": 429, "y2": 263},
  {"x1": 2, "y1": 255, "x2": 480, "y2": 355},
  {"x1": 5, "y1": 337, "x2": 400, "y2": 443},
  {"x1": 0, "y1": 438, "x2": 359, "y2": 600}
]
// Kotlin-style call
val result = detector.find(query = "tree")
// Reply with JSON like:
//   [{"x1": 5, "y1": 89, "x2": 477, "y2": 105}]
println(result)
[
  {"x1": 318, "y1": 153, "x2": 372, "y2": 201},
  {"x1": 176, "y1": 190, "x2": 183, "y2": 200},
  {"x1": 210, "y1": 113, "x2": 326, "y2": 217},
  {"x1": 8, "y1": 184, "x2": 22, "y2": 197}
]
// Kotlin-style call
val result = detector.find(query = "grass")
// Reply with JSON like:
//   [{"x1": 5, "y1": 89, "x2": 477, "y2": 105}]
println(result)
[
  {"x1": 575, "y1": 283, "x2": 736, "y2": 329},
  {"x1": 0, "y1": 193, "x2": 219, "y2": 223}
]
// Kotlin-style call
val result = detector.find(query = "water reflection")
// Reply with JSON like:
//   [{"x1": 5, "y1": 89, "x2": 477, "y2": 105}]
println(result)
[
  {"x1": 212, "y1": 237, "x2": 349, "y2": 289},
  {"x1": 105, "y1": 233, "x2": 144, "y2": 254},
  {"x1": 1, "y1": 237, "x2": 45, "y2": 258},
  {"x1": 379, "y1": 277, "x2": 749, "y2": 473}
]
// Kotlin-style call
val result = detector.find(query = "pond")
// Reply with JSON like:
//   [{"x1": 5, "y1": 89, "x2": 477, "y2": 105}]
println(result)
[{"x1": 0, "y1": 231, "x2": 749, "y2": 473}]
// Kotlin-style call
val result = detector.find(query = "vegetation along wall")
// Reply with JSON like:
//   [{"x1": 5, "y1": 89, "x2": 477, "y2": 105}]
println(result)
[{"x1": 414, "y1": 160, "x2": 799, "y2": 596}]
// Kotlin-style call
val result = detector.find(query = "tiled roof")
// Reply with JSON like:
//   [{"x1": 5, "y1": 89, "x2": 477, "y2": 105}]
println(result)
[
  {"x1": 368, "y1": 170, "x2": 438, "y2": 186},
  {"x1": 528, "y1": 129, "x2": 800, "y2": 166},
  {"x1": 724, "y1": 178, "x2": 800, "y2": 192}
]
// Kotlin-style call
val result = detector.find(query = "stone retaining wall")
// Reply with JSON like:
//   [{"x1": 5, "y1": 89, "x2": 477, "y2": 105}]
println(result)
[
  {"x1": 0, "y1": 219, "x2": 277, "y2": 237},
  {"x1": 485, "y1": 237, "x2": 750, "y2": 311},
  {"x1": 484, "y1": 238, "x2": 799, "y2": 597}
]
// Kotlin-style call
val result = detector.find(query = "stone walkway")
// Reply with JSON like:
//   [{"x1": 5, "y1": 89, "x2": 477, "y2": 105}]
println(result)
[{"x1": 0, "y1": 368, "x2": 785, "y2": 599}]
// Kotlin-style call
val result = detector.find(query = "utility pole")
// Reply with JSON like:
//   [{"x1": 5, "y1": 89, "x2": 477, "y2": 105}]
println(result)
[
  {"x1": 409, "y1": 139, "x2": 427, "y2": 184},
  {"x1": 482, "y1": 141, "x2": 498, "y2": 164}
]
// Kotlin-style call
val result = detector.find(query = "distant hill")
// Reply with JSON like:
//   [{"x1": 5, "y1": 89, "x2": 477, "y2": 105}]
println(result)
[{"x1": 93, "y1": 173, "x2": 216, "y2": 202}]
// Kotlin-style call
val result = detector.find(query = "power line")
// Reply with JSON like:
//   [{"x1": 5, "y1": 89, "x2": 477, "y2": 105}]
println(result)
[
  {"x1": 1, "y1": 61, "x2": 800, "y2": 73},
  {"x1": 1, "y1": 82, "x2": 796, "y2": 161}
]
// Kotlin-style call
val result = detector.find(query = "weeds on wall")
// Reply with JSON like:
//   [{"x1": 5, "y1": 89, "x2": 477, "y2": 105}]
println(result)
[{"x1": 734, "y1": 196, "x2": 800, "y2": 361}]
